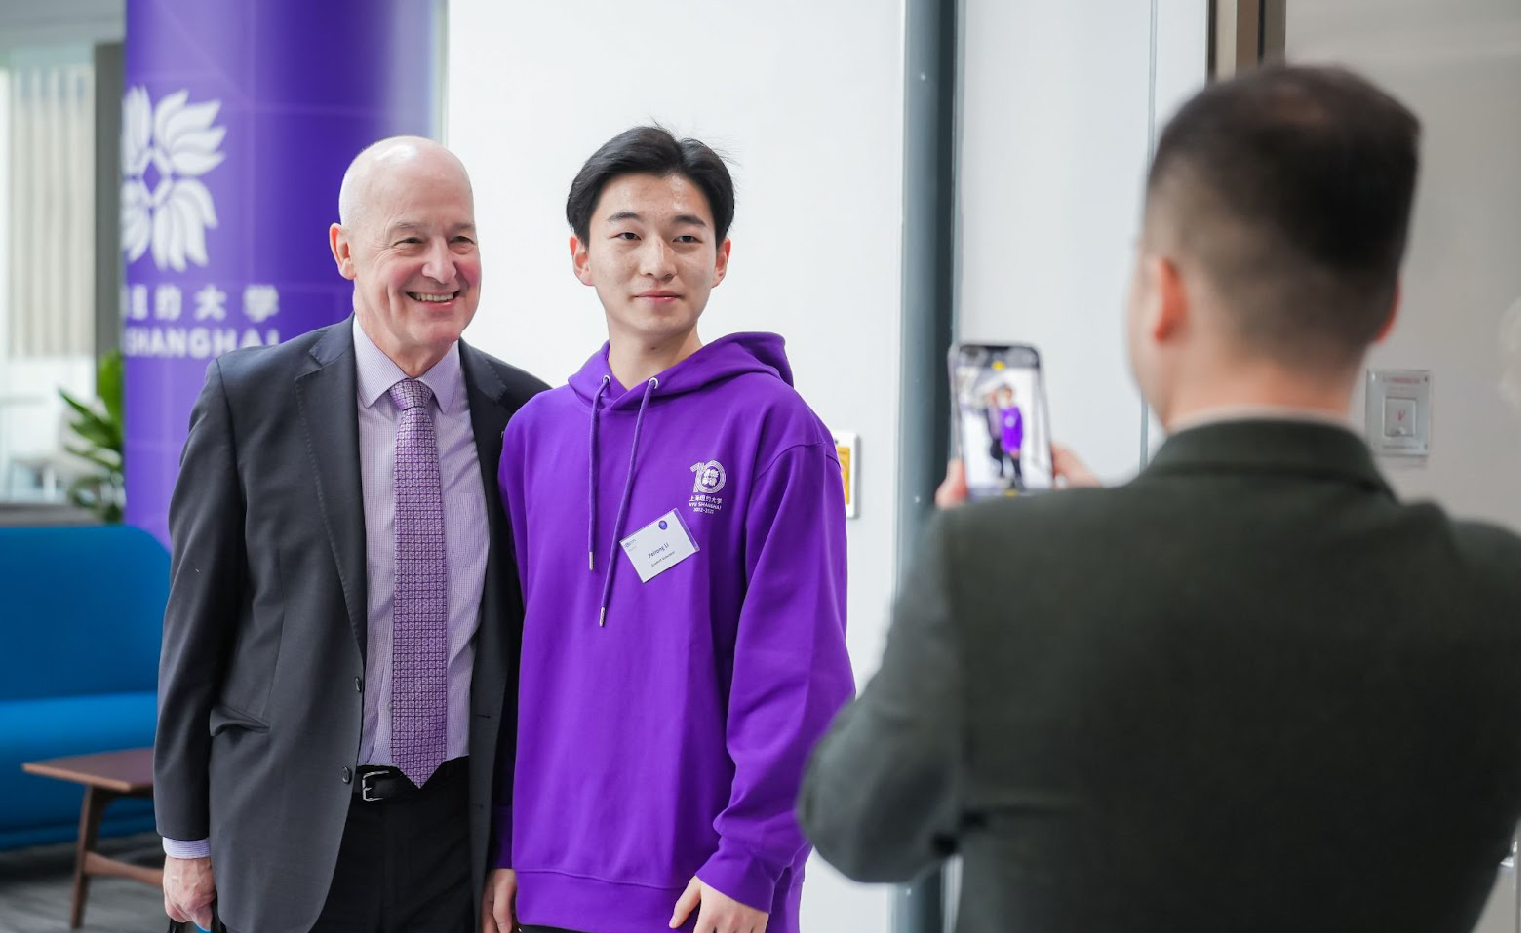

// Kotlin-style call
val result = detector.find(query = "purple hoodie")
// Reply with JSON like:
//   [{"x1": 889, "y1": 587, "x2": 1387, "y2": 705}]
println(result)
[
  {"x1": 999, "y1": 406, "x2": 1024, "y2": 453},
  {"x1": 495, "y1": 332, "x2": 854, "y2": 933}
]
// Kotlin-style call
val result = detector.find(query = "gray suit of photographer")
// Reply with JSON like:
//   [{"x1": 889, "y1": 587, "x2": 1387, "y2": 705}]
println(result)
[{"x1": 803, "y1": 419, "x2": 1521, "y2": 932}]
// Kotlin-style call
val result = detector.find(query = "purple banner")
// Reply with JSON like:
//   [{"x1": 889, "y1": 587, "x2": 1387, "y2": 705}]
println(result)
[{"x1": 121, "y1": 0, "x2": 438, "y2": 544}]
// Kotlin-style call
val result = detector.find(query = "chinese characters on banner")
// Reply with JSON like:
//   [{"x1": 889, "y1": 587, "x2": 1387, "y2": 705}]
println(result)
[{"x1": 121, "y1": 282, "x2": 281, "y2": 358}]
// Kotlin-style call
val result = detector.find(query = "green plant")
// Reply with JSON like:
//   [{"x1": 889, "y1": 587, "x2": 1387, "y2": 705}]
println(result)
[{"x1": 58, "y1": 349, "x2": 124, "y2": 522}]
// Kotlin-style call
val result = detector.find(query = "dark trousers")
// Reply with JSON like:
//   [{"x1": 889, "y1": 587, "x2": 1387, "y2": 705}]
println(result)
[{"x1": 306, "y1": 757, "x2": 473, "y2": 933}]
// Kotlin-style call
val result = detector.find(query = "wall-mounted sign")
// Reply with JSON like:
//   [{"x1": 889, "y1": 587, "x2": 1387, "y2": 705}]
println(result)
[
  {"x1": 832, "y1": 431, "x2": 860, "y2": 519},
  {"x1": 1365, "y1": 369, "x2": 1432, "y2": 458}
]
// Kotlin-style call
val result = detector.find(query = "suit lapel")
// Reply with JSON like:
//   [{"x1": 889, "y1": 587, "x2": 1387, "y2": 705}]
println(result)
[
  {"x1": 457, "y1": 339, "x2": 518, "y2": 879},
  {"x1": 459, "y1": 339, "x2": 512, "y2": 513},
  {"x1": 295, "y1": 319, "x2": 369, "y2": 658},
  {"x1": 459, "y1": 340, "x2": 512, "y2": 676}
]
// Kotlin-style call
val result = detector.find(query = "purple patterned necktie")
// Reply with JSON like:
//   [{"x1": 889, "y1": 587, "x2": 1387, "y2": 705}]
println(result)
[{"x1": 388, "y1": 377, "x2": 447, "y2": 787}]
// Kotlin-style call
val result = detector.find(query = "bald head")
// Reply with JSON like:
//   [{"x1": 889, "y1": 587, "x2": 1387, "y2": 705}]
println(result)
[
  {"x1": 337, "y1": 136, "x2": 472, "y2": 231},
  {"x1": 328, "y1": 135, "x2": 481, "y2": 377}
]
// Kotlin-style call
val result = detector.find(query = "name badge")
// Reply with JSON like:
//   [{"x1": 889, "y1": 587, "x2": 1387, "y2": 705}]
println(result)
[{"x1": 620, "y1": 509, "x2": 699, "y2": 583}]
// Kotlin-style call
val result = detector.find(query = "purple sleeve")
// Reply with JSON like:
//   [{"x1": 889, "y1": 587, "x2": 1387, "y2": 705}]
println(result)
[
  {"x1": 695, "y1": 443, "x2": 856, "y2": 911},
  {"x1": 490, "y1": 421, "x2": 528, "y2": 870},
  {"x1": 1012, "y1": 407, "x2": 1024, "y2": 450},
  {"x1": 490, "y1": 799, "x2": 512, "y2": 870}
]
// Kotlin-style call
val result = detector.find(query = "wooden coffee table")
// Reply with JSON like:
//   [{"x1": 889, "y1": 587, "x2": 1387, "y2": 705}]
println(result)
[{"x1": 21, "y1": 747, "x2": 162, "y2": 928}]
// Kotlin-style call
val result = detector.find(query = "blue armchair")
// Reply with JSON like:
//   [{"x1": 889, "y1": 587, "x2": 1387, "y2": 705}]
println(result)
[{"x1": 1, "y1": 524, "x2": 167, "y2": 850}]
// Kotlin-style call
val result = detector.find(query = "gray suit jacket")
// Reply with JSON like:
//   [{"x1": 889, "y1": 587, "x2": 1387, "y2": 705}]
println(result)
[
  {"x1": 154, "y1": 318, "x2": 546, "y2": 933},
  {"x1": 802, "y1": 420, "x2": 1521, "y2": 932}
]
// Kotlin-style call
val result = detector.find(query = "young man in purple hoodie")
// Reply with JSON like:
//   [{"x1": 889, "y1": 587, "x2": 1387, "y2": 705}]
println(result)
[{"x1": 485, "y1": 127, "x2": 855, "y2": 933}]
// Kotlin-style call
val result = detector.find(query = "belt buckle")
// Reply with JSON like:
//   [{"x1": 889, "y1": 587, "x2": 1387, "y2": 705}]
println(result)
[{"x1": 359, "y1": 769, "x2": 385, "y2": 803}]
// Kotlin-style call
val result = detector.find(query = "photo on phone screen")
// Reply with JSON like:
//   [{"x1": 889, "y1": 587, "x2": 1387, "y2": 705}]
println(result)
[{"x1": 950, "y1": 344, "x2": 1053, "y2": 497}]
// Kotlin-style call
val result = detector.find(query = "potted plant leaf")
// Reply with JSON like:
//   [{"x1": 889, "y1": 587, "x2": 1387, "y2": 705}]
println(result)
[{"x1": 58, "y1": 349, "x2": 124, "y2": 522}]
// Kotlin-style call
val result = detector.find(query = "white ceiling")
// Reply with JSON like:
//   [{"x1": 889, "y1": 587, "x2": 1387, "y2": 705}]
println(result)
[{"x1": 0, "y1": 0, "x2": 124, "y2": 54}]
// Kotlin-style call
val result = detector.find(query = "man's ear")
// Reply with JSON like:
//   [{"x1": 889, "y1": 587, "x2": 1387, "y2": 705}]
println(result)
[
  {"x1": 711, "y1": 238, "x2": 732, "y2": 288},
  {"x1": 330, "y1": 224, "x2": 356, "y2": 281},
  {"x1": 570, "y1": 235, "x2": 594, "y2": 286},
  {"x1": 1151, "y1": 254, "x2": 1190, "y2": 342},
  {"x1": 1372, "y1": 279, "x2": 1401, "y2": 343}
]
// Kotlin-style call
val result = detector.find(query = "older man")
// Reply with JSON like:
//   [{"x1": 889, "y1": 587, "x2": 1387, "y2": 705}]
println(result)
[{"x1": 155, "y1": 137, "x2": 545, "y2": 933}]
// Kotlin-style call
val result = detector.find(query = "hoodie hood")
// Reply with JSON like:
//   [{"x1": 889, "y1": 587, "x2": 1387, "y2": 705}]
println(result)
[
  {"x1": 578, "y1": 332, "x2": 796, "y2": 626},
  {"x1": 569, "y1": 331, "x2": 794, "y2": 409}
]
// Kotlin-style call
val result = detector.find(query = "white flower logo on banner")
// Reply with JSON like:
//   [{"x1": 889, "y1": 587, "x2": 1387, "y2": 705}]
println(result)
[{"x1": 120, "y1": 87, "x2": 226, "y2": 271}]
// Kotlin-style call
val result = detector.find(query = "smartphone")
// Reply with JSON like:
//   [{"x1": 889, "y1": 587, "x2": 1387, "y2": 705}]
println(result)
[{"x1": 949, "y1": 343, "x2": 1053, "y2": 498}]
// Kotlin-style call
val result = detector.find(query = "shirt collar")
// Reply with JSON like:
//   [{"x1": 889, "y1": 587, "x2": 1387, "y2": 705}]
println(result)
[
  {"x1": 352, "y1": 320, "x2": 464, "y2": 415},
  {"x1": 1168, "y1": 404, "x2": 1351, "y2": 436}
]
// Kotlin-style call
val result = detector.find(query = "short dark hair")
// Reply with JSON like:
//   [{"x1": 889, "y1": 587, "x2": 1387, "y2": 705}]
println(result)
[
  {"x1": 1146, "y1": 65, "x2": 1420, "y2": 368},
  {"x1": 566, "y1": 126, "x2": 735, "y2": 245}
]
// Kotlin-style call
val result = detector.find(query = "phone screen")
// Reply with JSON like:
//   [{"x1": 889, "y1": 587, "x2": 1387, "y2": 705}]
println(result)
[{"x1": 950, "y1": 344, "x2": 1052, "y2": 497}]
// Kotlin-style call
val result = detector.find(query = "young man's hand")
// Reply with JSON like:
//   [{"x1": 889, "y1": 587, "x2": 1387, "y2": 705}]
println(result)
[
  {"x1": 163, "y1": 855, "x2": 216, "y2": 931},
  {"x1": 670, "y1": 877, "x2": 768, "y2": 933},
  {"x1": 482, "y1": 868, "x2": 518, "y2": 933},
  {"x1": 935, "y1": 444, "x2": 1102, "y2": 509}
]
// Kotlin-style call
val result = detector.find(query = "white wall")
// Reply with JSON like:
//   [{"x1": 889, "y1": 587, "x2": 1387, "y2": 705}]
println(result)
[
  {"x1": 446, "y1": 2, "x2": 905, "y2": 929},
  {"x1": 958, "y1": 0, "x2": 1208, "y2": 481},
  {"x1": 1287, "y1": 5, "x2": 1521, "y2": 928},
  {"x1": 947, "y1": 7, "x2": 1204, "y2": 924},
  {"x1": 1287, "y1": 0, "x2": 1521, "y2": 535}
]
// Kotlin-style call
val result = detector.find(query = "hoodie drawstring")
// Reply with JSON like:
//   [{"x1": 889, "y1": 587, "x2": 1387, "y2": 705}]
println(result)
[
  {"x1": 587, "y1": 375, "x2": 609, "y2": 572},
  {"x1": 591, "y1": 376, "x2": 658, "y2": 627}
]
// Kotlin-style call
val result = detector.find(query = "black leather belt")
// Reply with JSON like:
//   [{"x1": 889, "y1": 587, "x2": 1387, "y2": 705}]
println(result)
[
  {"x1": 355, "y1": 765, "x2": 416, "y2": 802},
  {"x1": 354, "y1": 757, "x2": 466, "y2": 803}
]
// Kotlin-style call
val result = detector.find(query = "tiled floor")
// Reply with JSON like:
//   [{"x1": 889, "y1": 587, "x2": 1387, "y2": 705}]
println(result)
[{"x1": 0, "y1": 832, "x2": 165, "y2": 933}]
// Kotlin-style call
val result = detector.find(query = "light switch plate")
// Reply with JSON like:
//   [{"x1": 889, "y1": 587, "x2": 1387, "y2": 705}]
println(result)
[{"x1": 1365, "y1": 369, "x2": 1432, "y2": 456}]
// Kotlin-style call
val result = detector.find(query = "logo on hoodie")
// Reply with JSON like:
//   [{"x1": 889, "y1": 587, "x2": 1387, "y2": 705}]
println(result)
[{"x1": 689, "y1": 460, "x2": 727, "y2": 514}]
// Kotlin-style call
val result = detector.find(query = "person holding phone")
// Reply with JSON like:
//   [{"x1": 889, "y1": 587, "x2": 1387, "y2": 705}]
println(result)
[
  {"x1": 485, "y1": 126, "x2": 854, "y2": 933},
  {"x1": 801, "y1": 65, "x2": 1521, "y2": 932}
]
